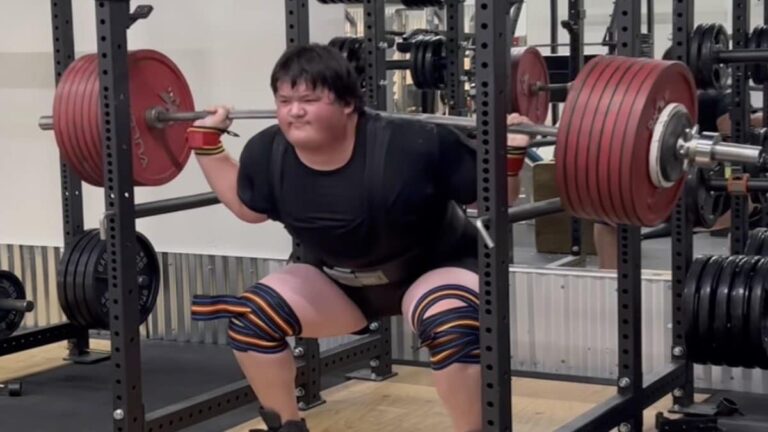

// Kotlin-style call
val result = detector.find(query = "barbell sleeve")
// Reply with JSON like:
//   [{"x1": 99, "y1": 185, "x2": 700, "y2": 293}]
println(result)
[
  {"x1": 0, "y1": 298, "x2": 35, "y2": 313},
  {"x1": 39, "y1": 116, "x2": 53, "y2": 131},
  {"x1": 711, "y1": 140, "x2": 763, "y2": 165}
]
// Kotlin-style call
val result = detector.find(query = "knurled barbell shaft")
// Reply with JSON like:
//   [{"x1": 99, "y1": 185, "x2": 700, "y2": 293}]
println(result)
[
  {"x1": 0, "y1": 298, "x2": 34, "y2": 313},
  {"x1": 717, "y1": 48, "x2": 768, "y2": 63},
  {"x1": 40, "y1": 109, "x2": 560, "y2": 137}
]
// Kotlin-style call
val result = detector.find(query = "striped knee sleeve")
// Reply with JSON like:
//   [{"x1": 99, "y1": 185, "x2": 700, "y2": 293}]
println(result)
[
  {"x1": 411, "y1": 284, "x2": 480, "y2": 371},
  {"x1": 191, "y1": 283, "x2": 302, "y2": 354}
]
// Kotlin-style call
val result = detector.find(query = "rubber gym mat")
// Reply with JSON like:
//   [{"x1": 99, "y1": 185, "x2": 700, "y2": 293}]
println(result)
[{"x1": 0, "y1": 338, "x2": 360, "y2": 431}]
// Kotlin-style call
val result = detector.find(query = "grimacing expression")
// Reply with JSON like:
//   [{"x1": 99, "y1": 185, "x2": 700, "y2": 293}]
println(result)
[{"x1": 274, "y1": 81, "x2": 354, "y2": 148}]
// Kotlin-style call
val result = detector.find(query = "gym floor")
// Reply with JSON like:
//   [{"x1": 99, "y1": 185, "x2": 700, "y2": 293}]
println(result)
[{"x1": 0, "y1": 337, "x2": 699, "y2": 432}]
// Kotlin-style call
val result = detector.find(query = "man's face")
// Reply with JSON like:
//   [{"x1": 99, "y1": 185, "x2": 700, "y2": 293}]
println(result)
[{"x1": 274, "y1": 80, "x2": 353, "y2": 148}]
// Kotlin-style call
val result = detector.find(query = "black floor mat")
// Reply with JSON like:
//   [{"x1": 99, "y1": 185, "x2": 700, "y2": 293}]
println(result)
[{"x1": 0, "y1": 339, "x2": 365, "y2": 432}]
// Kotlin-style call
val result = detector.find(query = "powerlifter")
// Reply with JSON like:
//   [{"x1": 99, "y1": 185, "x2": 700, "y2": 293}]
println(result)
[{"x1": 187, "y1": 44, "x2": 533, "y2": 432}]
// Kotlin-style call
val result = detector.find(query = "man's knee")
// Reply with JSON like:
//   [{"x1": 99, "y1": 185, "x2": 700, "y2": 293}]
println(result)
[
  {"x1": 191, "y1": 282, "x2": 302, "y2": 354},
  {"x1": 411, "y1": 284, "x2": 480, "y2": 371}
]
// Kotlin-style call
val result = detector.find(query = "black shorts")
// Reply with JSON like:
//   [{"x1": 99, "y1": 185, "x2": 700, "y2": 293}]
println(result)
[{"x1": 300, "y1": 223, "x2": 478, "y2": 330}]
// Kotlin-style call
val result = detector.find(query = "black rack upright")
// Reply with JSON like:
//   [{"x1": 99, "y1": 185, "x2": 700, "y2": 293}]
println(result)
[
  {"x1": 475, "y1": 1, "x2": 513, "y2": 430},
  {"x1": 444, "y1": 0, "x2": 467, "y2": 116},
  {"x1": 669, "y1": 0, "x2": 696, "y2": 410},
  {"x1": 729, "y1": 0, "x2": 752, "y2": 254}
]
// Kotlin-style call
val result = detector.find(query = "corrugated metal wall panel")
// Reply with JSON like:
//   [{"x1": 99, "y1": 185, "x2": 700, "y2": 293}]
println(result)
[{"x1": 3, "y1": 244, "x2": 767, "y2": 392}]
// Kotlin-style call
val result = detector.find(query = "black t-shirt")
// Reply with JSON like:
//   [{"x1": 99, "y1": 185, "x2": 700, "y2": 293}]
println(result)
[{"x1": 236, "y1": 111, "x2": 477, "y2": 268}]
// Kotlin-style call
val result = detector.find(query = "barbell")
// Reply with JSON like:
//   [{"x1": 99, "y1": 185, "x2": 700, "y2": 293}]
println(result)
[
  {"x1": 0, "y1": 270, "x2": 33, "y2": 338},
  {"x1": 38, "y1": 47, "x2": 766, "y2": 227}
]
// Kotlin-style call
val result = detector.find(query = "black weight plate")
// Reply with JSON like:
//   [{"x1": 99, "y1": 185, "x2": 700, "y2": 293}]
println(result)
[
  {"x1": 698, "y1": 24, "x2": 716, "y2": 88},
  {"x1": 749, "y1": 26, "x2": 761, "y2": 85},
  {"x1": 431, "y1": 36, "x2": 446, "y2": 88},
  {"x1": 84, "y1": 232, "x2": 160, "y2": 330},
  {"x1": 59, "y1": 230, "x2": 98, "y2": 327},
  {"x1": 67, "y1": 229, "x2": 99, "y2": 328},
  {"x1": 685, "y1": 167, "x2": 719, "y2": 228},
  {"x1": 683, "y1": 255, "x2": 712, "y2": 360},
  {"x1": 417, "y1": 36, "x2": 430, "y2": 90},
  {"x1": 347, "y1": 38, "x2": 365, "y2": 77},
  {"x1": 711, "y1": 23, "x2": 730, "y2": 90},
  {"x1": 0, "y1": 270, "x2": 26, "y2": 338},
  {"x1": 759, "y1": 228, "x2": 768, "y2": 256},
  {"x1": 749, "y1": 258, "x2": 768, "y2": 368},
  {"x1": 423, "y1": 36, "x2": 436, "y2": 89},
  {"x1": 409, "y1": 37, "x2": 422, "y2": 89},
  {"x1": 745, "y1": 229, "x2": 765, "y2": 255},
  {"x1": 693, "y1": 255, "x2": 725, "y2": 364},
  {"x1": 711, "y1": 255, "x2": 743, "y2": 366},
  {"x1": 746, "y1": 258, "x2": 768, "y2": 368},
  {"x1": 757, "y1": 26, "x2": 768, "y2": 85},
  {"x1": 728, "y1": 255, "x2": 761, "y2": 368},
  {"x1": 689, "y1": 24, "x2": 706, "y2": 87},
  {"x1": 76, "y1": 231, "x2": 108, "y2": 328},
  {"x1": 56, "y1": 231, "x2": 89, "y2": 327}
]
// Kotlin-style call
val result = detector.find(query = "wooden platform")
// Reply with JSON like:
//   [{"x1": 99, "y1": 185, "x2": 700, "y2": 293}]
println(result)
[
  {"x1": 1, "y1": 340, "x2": 696, "y2": 432},
  {"x1": 230, "y1": 366, "x2": 690, "y2": 432}
]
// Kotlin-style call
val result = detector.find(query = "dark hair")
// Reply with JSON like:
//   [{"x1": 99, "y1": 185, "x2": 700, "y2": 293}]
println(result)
[{"x1": 270, "y1": 43, "x2": 365, "y2": 113}]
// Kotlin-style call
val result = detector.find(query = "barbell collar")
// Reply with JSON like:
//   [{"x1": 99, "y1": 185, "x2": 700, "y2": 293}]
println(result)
[
  {"x1": 0, "y1": 298, "x2": 35, "y2": 313},
  {"x1": 717, "y1": 48, "x2": 768, "y2": 64}
]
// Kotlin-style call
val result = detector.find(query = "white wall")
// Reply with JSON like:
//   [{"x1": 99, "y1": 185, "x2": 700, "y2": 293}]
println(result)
[{"x1": 0, "y1": 0, "x2": 345, "y2": 259}]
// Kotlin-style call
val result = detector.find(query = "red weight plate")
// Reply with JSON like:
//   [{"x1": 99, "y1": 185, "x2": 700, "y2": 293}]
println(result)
[
  {"x1": 575, "y1": 57, "x2": 633, "y2": 222},
  {"x1": 82, "y1": 54, "x2": 107, "y2": 186},
  {"x1": 68, "y1": 57, "x2": 103, "y2": 186},
  {"x1": 565, "y1": 55, "x2": 616, "y2": 221},
  {"x1": 127, "y1": 49, "x2": 194, "y2": 186},
  {"x1": 590, "y1": 58, "x2": 640, "y2": 223},
  {"x1": 71, "y1": 55, "x2": 102, "y2": 186},
  {"x1": 555, "y1": 57, "x2": 601, "y2": 217},
  {"x1": 609, "y1": 58, "x2": 658, "y2": 225},
  {"x1": 53, "y1": 57, "x2": 96, "y2": 184},
  {"x1": 622, "y1": 61, "x2": 697, "y2": 226},
  {"x1": 556, "y1": 56, "x2": 599, "y2": 219},
  {"x1": 509, "y1": 47, "x2": 549, "y2": 124}
]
